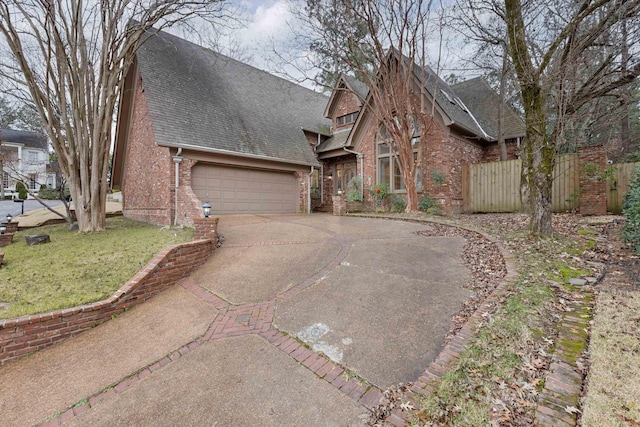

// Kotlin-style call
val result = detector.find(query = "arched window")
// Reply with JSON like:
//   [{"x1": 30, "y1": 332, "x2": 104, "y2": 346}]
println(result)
[{"x1": 376, "y1": 118, "x2": 422, "y2": 192}]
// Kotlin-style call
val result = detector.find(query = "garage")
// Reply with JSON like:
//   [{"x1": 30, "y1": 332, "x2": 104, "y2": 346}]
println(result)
[{"x1": 191, "y1": 164, "x2": 300, "y2": 214}]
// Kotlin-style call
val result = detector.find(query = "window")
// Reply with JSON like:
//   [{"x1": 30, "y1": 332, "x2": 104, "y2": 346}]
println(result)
[
  {"x1": 334, "y1": 163, "x2": 356, "y2": 194},
  {"x1": 310, "y1": 169, "x2": 320, "y2": 197},
  {"x1": 28, "y1": 151, "x2": 38, "y2": 163},
  {"x1": 336, "y1": 112, "x2": 358, "y2": 127},
  {"x1": 2, "y1": 172, "x2": 11, "y2": 190},
  {"x1": 28, "y1": 174, "x2": 38, "y2": 190},
  {"x1": 376, "y1": 120, "x2": 422, "y2": 192}
]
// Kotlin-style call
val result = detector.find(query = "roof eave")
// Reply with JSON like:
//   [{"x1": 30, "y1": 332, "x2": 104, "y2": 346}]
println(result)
[
  {"x1": 449, "y1": 121, "x2": 495, "y2": 142},
  {"x1": 301, "y1": 126, "x2": 332, "y2": 137},
  {"x1": 160, "y1": 142, "x2": 320, "y2": 168}
]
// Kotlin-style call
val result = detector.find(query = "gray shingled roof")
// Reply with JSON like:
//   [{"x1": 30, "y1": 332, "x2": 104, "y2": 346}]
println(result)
[
  {"x1": 316, "y1": 129, "x2": 350, "y2": 153},
  {"x1": 344, "y1": 76, "x2": 369, "y2": 101},
  {"x1": 451, "y1": 77, "x2": 525, "y2": 139},
  {"x1": 0, "y1": 128, "x2": 47, "y2": 150},
  {"x1": 136, "y1": 29, "x2": 328, "y2": 166},
  {"x1": 414, "y1": 65, "x2": 493, "y2": 140}
]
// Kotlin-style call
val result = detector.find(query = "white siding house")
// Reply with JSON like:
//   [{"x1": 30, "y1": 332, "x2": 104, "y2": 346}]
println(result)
[{"x1": 1, "y1": 128, "x2": 56, "y2": 198}]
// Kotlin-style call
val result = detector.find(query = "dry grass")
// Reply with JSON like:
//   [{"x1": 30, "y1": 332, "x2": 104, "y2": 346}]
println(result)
[
  {"x1": 0, "y1": 217, "x2": 193, "y2": 319},
  {"x1": 581, "y1": 290, "x2": 640, "y2": 427}
]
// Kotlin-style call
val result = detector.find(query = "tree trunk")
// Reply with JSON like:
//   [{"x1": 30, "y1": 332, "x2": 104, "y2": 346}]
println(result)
[
  {"x1": 526, "y1": 132, "x2": 554, "y2": 236},
  {"x1": 498, "y1": 51, "x2": 508, "y2": 161},
  {"x1": 67, "y1": 169, "x2": 107, "y2": 232},
  {"x1": 0, "y1": 158, "x2": 4, "y2": 200},
  {"x1": 620, "y1": 16, "x2": 631, "y2": 156},
  {"x1": 403, "y1": 168, "x2": 419, "y2": 213},
  {"x1": 506, "y1": 0, "x2": 554, "y2": 236}
]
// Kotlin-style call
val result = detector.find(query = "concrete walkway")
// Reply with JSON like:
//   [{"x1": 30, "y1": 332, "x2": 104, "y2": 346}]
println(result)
[{"x1": 0, "y1": 214, "x2": 472, "y2": 426}]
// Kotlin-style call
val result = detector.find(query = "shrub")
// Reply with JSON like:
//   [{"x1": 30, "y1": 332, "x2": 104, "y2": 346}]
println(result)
[
  {"x1": 622, "y1": 166, "x2": 640, "y2": 254},
  {"x1": 419, "y1": 196, "x2": 437, "y2": 211},
  {"x1": 419, "y1": 196, "x2": 443, "y2": 215},
  {"x1": 38, "y1": 185, "x2": 59, "y2": 200},
  {"x1": 392, "y1": 196, "x2": 406, "y2": 212},
  {"x1": 15, "y1": 181, "x2": 28, "y2": 200},
  {"x1": 346, "y1": 176, "x2": 363, "y2": 202},
  {"x1": 369, "y1": 184, "x2": 389, "y2": 201}
]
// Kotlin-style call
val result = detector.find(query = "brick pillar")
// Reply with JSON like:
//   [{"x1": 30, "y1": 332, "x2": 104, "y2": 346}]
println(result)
[
  {"x1": 1, "y1": 222, "x2": 18, "y2": 234},
  {"x1": 578, "y1": 145, "x2": 607, "y2": 216},
  {"x1": 332, "y1": 196, "x2": 346, "y2": 216},
  {"x1": 0, "y1": 252, "x2": 4, "y2": 267},
  {"x1": 0, "y1": 233, "x2": 14, "y2": 248},
  {"x1": 193, "y1": 217, "x2": 219, "y2": 247}
]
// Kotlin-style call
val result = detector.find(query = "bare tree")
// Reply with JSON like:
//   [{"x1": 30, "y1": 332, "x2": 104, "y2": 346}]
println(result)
[
  {"x1": 0, "y1": 0, "x2": 229, "y2": 231},
  {"x1": 499, "y1": 0, "x2": 640, "y2": 236},
  {"x1": 290, "y1": 0, "x2": 440, "y2": 212}
]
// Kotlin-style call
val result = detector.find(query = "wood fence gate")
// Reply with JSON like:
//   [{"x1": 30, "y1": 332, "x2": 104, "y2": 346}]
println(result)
[
  {"x1": 607, "y1": 162, "x2": 640, "y2": 214},
  {"x1": 462, "y1": 154, "x2": 581, "y2": 213}
]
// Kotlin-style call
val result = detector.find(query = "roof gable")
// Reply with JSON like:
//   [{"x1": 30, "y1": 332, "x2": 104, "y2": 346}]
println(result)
[
  {"x1": 411, "y1": 64, "x2": 493, "y2": 140},
  {"x1": 345, "y1": 50, "x2": 524, "y2": 142},
  {"x1": 323, "y1": 74, "x2": 368, "y2": 119},
  {"x1": 135, "y1": 29, "x2": 328, "y2": 166}
]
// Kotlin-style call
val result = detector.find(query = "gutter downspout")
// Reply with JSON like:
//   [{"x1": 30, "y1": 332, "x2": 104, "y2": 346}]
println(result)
[
  {"x1": 308, "y1": 166, "x2": 314, "y2": 214},
  {"x1": 343, "y1": 147, "x2": 364, "y2": 200},
  {"x1": 317, "y1": 133, "x2": 323, "y2": 203},
  {"x1": 172, "y1": 148, "x2": 183, "y2": 226}
]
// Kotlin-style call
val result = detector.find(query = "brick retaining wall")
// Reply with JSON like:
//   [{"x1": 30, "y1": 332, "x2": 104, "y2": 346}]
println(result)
[{"x1": 0, "y1": 233, "x2": 216, "y2": 366}]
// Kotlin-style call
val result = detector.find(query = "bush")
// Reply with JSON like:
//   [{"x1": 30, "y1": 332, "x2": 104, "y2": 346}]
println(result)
[
  {"x1": 38, "y1": 185, "x2": 59, "y2": 200},
  {"x1": 391, "y1": 196, "x2": 406, "y2": 212},
  {"x1": 346, "y1": 176, "x2": 363, "y2": 202},
  {"x1": 622, "y1": 166, "x2": 640, "y2": 254},
  {"x1": 369, "y1": 184, "x2": 388, "y2": 201},
  {"x1": 419, "y1": 196, "x2": 443, "y2": 215},
  {"x1": 419, "y1": 196, "x2": 437, "y2": 211},
  {"x1": 15, "y1": 181, "x2": 27, "y2": 200}
]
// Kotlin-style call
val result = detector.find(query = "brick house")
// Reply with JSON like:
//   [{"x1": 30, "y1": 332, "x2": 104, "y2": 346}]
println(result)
[
  {"x1": 112, "y1": 29, "x2": 524, "y2": 224},
  {"x1": 111, "y1": 29, "x2": 330, "y2": 226},
  {"x1": 313, "y1": 68, "x2": 526, "y2": 213}
]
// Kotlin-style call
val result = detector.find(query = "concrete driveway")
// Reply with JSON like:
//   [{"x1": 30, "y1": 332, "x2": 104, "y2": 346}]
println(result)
[{"x1": 0, "y1": 214, "x2": 472, "y2": 426}]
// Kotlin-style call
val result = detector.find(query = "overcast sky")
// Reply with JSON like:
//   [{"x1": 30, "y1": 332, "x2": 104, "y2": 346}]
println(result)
[{"x1": 212, "y1": 0, "x2": 480, "y2": 90}]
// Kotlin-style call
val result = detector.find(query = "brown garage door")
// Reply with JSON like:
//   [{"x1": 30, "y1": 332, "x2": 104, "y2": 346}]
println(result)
[{"x1": 191, "y1": 164, "x2": 299, "y2": 214}]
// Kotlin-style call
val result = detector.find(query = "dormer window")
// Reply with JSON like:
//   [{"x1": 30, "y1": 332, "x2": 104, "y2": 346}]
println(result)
[{"x1": 336, "y1": 112, "x2": 359, "y2": 127}]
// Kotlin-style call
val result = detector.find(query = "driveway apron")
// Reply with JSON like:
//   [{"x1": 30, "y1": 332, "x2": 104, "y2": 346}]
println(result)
[{"x1": 0, "y1": 214, "x2": 473, "y2": 426}]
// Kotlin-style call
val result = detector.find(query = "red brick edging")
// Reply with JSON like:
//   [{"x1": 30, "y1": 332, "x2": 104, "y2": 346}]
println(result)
[{"x1": 0, "y1": 239, "x2": 215, "y2": 366}]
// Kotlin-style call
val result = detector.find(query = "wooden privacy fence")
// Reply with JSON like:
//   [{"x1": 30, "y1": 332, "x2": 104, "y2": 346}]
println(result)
[
  {"x1": 462, "y1": 154, "x2": 581, "y2": 213},
  {"x1": 607, "y1": 162, "x2": 640, "y2": 214},
  {"x1": 462, "y1": 159, "x2": 522, "y2": 212}
]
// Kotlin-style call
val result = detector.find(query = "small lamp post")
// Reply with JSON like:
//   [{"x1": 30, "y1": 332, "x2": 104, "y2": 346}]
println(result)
[
  {"x1": 337, "y1": 189, "x2": 343, "y2": 196},
  {"x1": 6, "y1": 214, "x2": 12, "y2": 223},
  {"x1": 0, "y1": 226, "x2": 5, "y2": 235},
  {"x1": 202, "y1": 202, "x2": 211, "y2": 218}
]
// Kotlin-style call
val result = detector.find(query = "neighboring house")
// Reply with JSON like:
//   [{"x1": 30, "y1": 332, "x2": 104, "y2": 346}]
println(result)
[
  {"x1": 0, "y1": 128, "x2": 55, "y2": 198},
  {"x1": 112, "y1": 29, "x2": 525, "y2": 225},
  {"x1": 111, "y1": 29, "x2": 329, "y2": 226}
]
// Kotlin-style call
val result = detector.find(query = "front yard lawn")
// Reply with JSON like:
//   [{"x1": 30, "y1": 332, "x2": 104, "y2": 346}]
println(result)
[{"x1": 0, "y1": 217, "x2": 193, "y2": 319}]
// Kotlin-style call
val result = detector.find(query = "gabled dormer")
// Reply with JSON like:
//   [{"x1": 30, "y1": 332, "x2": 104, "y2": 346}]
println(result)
[{"x1": 323, "y1": 75, "x2": 369, "y2": 132}]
